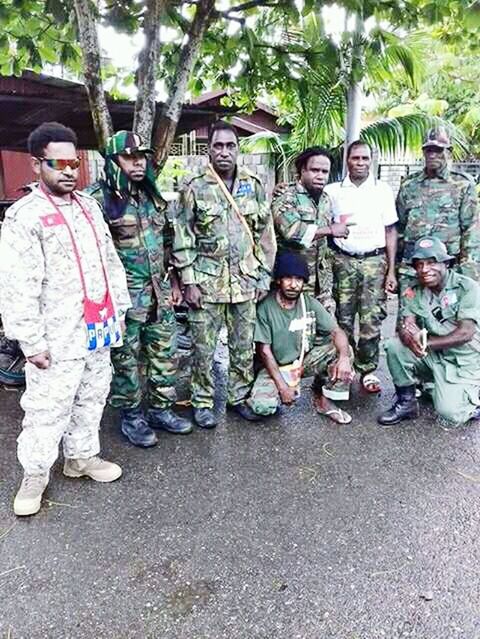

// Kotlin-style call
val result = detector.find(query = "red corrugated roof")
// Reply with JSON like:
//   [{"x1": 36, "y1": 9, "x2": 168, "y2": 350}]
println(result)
[{"x1": 0, "y1": 71, "x2": 235, "y2": 151}]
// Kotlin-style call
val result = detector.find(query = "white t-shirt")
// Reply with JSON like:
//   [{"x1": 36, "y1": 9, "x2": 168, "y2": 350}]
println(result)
[{"x1": 324, "y1": 173, "x2": 397, "y2": 253}]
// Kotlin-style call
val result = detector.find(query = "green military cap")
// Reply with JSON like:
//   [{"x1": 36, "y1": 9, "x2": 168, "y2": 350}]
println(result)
[
  {"x1": 422, "y1": 127, "x2": 452, "y2": 149},
  {"x1": 409, "y1": 236, "x2": 454, "y2": 263},
  {"x1": 105, "y1": 130, "x2": 153, "y2": 157}
]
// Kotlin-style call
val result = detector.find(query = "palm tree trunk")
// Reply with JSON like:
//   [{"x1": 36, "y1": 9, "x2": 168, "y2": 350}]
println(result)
[
  {"x1": 343, "y1": 81, "x2": 363, "y2": 174},
  {"x1": 342, "y1": 12, "x2": 363, "y2": 176}
]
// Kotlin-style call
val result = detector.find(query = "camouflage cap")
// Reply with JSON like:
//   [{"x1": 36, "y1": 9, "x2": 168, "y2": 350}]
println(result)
[
  {"x1": 409, "y1": 237, "x2": 453, "y2": 263},
  {"x1": 104, "y1": 130, "x2": 153, "y2": 157},
  {"x1": 422, "y1": 127, "x2": 452, "y2": 149}
]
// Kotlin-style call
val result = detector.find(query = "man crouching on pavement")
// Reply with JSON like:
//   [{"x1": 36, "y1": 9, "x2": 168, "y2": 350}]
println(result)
[
  {"x1": 379, "y1": 236, "x2": 480, "y2": 427},
  {"x1": 0, "y1": 122, "x2": 130, "y2": 516},
  {"x1": 246, "y1": 253, "x2": 354, "y2": 423}
]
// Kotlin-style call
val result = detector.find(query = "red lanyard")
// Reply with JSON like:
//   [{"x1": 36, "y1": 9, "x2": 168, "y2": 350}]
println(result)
[{"x1": 40, "y1": 186, "x2": 110, "y2": 300}]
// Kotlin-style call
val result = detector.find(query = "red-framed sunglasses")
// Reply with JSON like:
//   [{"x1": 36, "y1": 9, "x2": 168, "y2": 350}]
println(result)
[{"x1": 38, "y1": 158, "x2": 81, "y2": 170}]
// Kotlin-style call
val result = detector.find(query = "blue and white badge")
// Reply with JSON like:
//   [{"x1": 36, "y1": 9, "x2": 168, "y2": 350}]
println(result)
[{"x1": 236, "y1": 181, "x2": 253, "y2": 197}]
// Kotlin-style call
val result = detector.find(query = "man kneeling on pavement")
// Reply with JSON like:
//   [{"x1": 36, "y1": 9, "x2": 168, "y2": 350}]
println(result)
[
  {"x1": 379, "y1": 236, "x2": 480, "y2": 427},
  {"x1": 246, "y1": 253, "x2": 354, "y2": 423}
]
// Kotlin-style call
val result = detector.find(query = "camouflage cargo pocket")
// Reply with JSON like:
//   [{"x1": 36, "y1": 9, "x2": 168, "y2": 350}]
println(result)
[{"x1": 194, "y1": 255, "x2": 223, "y2": 284}]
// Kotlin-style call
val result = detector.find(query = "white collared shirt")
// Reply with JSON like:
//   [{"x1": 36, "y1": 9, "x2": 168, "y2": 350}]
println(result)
[{"x1": 324, "y1": 173, "x2": 397, "y2": 253}]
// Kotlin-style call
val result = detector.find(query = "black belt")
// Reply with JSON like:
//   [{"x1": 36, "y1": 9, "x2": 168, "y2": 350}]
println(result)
[{"x1": 332, "y1": 243, "x2": 385, "y2": 259}]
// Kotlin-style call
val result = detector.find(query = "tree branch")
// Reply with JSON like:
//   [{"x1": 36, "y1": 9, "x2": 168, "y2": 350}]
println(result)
[
  {"x1": 133, "y1": 0, "x2": 167, "y2": 142},
  {"x1": 73, "y1": 0, "x2": 113, "y2": 149},
  {"x1": 153, "y1": 0, "x2": 216, "y2": 171},
  {"x1": 220, "y1": 0, "x2": 279, "y2": 14},
  {"x1": 35, "y1": 19, "x2": 56, "y2": 40},
  {"x1": 221, "y1": 14, "x2": 246, "y2": 24},
  {"x1": 214, "y1": 0, "x2": 280, "y2": 24}
]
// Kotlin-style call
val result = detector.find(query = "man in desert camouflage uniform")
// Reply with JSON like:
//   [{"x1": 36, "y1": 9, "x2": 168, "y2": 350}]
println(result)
[
  {"x1": 271, "y1": 147, "x2": 348, "y2": 311},
  {"x1": 173, "y1": 121, "x2": 276, "y2": 428},
  {"x1": 324, "y1": 140, "x2": 398, "y2": 393},
  {"x1": 0, "y1": 122, "x2": 130, "y2": 516},
  {"x1": 87, "y1": 130, "x2": 192, "y2": 448},
  {"x1": 396, "y1": 128, "x2": 480, "y2": 298}
]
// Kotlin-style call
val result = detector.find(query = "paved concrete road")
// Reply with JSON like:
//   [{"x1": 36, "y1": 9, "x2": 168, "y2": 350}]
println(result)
[{"x1": 1, "y1": 305, "x2": 480, "y2": 639}]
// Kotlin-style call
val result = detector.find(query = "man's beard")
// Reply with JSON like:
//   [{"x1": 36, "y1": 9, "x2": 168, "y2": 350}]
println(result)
[
  {"x1": 281, "y1": 289, "x2": 301, "y2": 300},
  {"x1": 425, "y1": 158, "x2": 446, "y2": 175},
  {"x1": 305, "y1": 185, "x2": 322, "y2": 201}
]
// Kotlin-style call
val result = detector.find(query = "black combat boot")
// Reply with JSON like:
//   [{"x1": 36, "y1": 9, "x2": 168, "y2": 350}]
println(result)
[
  {"x1": 470, "y1": 406, "x2": 480, "y2": 422},
  {"x1": 148, "y1": 408, "x2": 193, "y2": 434},
  {"x1": 377, "y1": 385, "x2": 419, "y2": 425},
  {"x1": 120, "y1": 407, "x2": 158, "y2": 447},
  {"x1": 227, "y1": 402, "x2": 263, "y2": 422},
  {"x1": 193, "y1": 407, "x2": 218, "y2": 429}
]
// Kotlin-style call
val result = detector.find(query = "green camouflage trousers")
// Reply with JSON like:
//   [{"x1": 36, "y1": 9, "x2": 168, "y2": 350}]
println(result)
[
  {"x1": 189, "y1": 300, "x2": 256, "y2": 408},
  {"x1": 247, "y1": 340, "x2": 349, "y2": 416},
  {"x1": 109, "y1": 305, "x2": 178, "y2": 409},
  {"x1": 332, "y1": 253, "x2": 387, "y2": 375},
  {"x1": 315, "y1": 256, "x2": 334, "y2": 313},
  {"x1": 385, "y1": 337, "x2": 478, "y2": 425},
  {"x1": 294, "y1": 252, "x2": 334, "y2": 312}
]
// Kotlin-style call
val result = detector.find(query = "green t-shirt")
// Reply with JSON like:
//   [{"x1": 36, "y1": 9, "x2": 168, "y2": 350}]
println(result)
[{"x1": 254, "y1": 292, "x2": 336, "y2": 365}]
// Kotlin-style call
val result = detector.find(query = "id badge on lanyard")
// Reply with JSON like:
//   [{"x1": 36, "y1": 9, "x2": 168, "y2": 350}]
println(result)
[{"x1": 41, "y1": 188, "x2": 122, "y2": 351}]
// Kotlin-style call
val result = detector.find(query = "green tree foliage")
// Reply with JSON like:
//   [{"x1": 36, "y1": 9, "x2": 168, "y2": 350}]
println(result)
[
  {"x1": 371, "y1": 1, "x2": 480, "y2": 153},
  {"x1": 0, "y1": 0, "x2": 80, "y2": 75},
  {"x1": 238, "y1": 1, "x2": 478, "y2": 163},
  {"x1": 226, "y1": 7, "x2": 431, "y2": 162},
  {"x1": 0, "y1": 0, "x2": 477, "y2": 161}
]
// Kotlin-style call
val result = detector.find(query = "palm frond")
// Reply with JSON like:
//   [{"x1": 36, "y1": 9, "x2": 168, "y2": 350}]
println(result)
[
  {"x1": 360, "y1": 114, "x2": 469, "y2": 159},
  {"x1": 239, "y1": 131, "x2": 293, "y2": 180},
  {"x1": 286, "y1": 62, "x2": 346, "y2": 152},
  {"x1": 239, "y1": 130, "x2": 290, "y2": 157},
  {"x1": 365, "y1": 29, "x2": 427, "y2": 90},
  {"x1": 460, "y1": 106, "x2": 480, "y2": 135}
]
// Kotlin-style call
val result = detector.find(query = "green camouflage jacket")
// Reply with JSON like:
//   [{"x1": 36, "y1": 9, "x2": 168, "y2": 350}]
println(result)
[
  {"x1": 86, "y1": 183, "x2": 172, "y2": 321},
  {"x1": 172, "y1": 166, "x2": 276, "y2": 304},
  {"x1": 271, "y1": 182, "x2": 332, "y2": 294},
  {"x1": 396, "y1": 166, "x2": 480, "y2": 281}
]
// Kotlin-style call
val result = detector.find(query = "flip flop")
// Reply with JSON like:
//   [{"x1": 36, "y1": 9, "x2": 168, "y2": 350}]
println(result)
[
  {"x1": 361, "y1": 373, "x2": 381, "y2": 394},
  {"x1": 316, "y1": 406, "x2": 352, "y2": 424}
]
